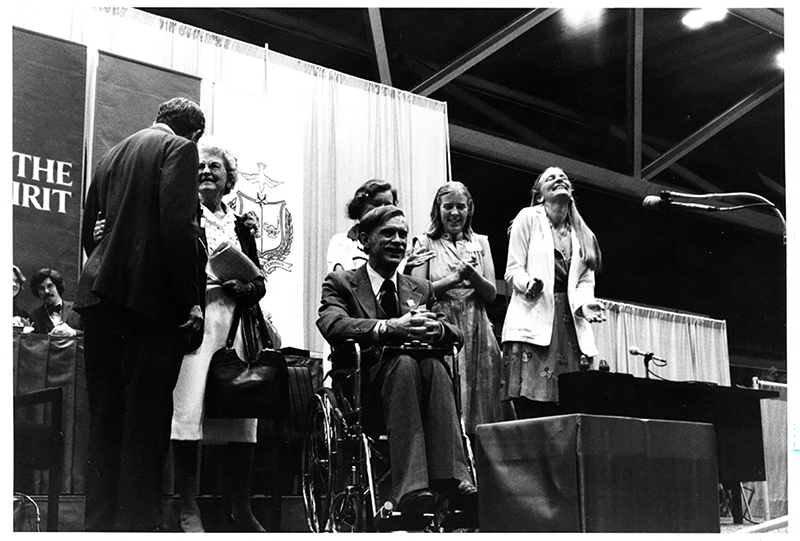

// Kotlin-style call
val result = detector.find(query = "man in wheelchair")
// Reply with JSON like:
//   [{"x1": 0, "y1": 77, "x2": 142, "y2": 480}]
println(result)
[{"x1": 317, "y1": 205, "x2": 478, "y2": 526}]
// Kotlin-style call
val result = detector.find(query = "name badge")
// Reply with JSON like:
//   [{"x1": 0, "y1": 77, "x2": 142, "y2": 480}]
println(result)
[{"x1": 464, "y1": 240, "x2": 483, "y2": 254}]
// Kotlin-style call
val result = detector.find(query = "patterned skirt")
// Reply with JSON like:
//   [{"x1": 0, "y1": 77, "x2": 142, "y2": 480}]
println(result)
[
  {"x1": 435, "y1": 297, "x2": 503, "y2": 434},
  {"x1": 501, "y1": 292, "x2": 581, "y2": 403}
]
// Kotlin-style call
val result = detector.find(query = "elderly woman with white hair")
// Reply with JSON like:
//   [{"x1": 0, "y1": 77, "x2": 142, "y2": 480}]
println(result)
[
  {"x1": 169, "y1": 141, "x2": 273, "y2": 533},
  {"x1": 91, "y1": 141, "x2": 277, "y2": 532}
]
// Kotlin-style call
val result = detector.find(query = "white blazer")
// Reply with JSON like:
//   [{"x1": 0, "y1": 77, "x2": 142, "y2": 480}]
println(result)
[{"x1": 501, "y1": 205, "x2": 599, "y2": 357}]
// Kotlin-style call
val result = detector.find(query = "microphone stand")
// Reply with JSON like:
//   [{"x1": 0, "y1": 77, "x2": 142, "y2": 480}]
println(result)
[
  {"x1": 643, "y1": 352, "x2": 653, "y2": 379},
  {"x1": 663, "y1": 190, "x2": 786, "y2": 245}
]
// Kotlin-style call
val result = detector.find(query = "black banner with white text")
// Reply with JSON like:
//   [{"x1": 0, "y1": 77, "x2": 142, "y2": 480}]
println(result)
[{"x1": 13, "y1": 28, "x2": 87, "y2": 314}]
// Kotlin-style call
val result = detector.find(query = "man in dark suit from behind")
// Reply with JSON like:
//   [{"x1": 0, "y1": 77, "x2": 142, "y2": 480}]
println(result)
[
  {"x1": 317, "y1": 205, "x2": 478, "y2": 526},
  {"x1": 28, "y1": 268, "x2": 82, "y2": 336},
  {"x1": 75, "y1": 97, "x2": 205, "y2": 532}
]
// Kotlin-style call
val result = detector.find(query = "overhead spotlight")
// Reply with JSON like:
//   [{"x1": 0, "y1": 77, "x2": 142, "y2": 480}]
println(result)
[
  {"x1": 682, "y1": 8, "x2": 728, "y2": 29},
  {"x1": 563, "y1": 7, "x2": 603, "y2": 28},
  {"x1": 703, "y1": 8, "x2": 728, "y2": 23},
  {"x1": 777, "y1": 51, "x2": 785, "y2": 70},
  {"x1": 682, "y1": 11, "x2": 705, "y2": 29}
]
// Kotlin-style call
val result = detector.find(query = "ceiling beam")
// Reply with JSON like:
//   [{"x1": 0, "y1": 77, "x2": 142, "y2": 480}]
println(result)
[
  {"x1": 411, "y1": 8, "x2": 559, "y2": 97},
  {"x1": 365, "y1": 8, "x2": 392, "y2": 86},
  {"x1": 609, "y1": 124, "x2": 724, "y2": 193},
  {"x1": 411, "y1": 56, "x2": 592, "y2": 127},
  {"x1": 625, "y1": 8, "x2": 644, "y2": 178},
  {"x1": 224, "y1": 7, "x2": 768, "y2": 198},
  {"x1": 417, "y1": 58, "x2": 725, "y2": 192},
  {"x1": 224, "y1": 8, "x2": 367, "y2": 54},
  {"x1": 441, "y1": 84, "x2": 567, "y2": 154},
  {"x1": 403, "y1": 55, "x2": 565, "y2": 153},
  {"x1": 758, "y1": 172, "x2": 785, "y2": 198},
  {"x1": 448, "y1": 124, "x2": 783, "y2": 237},
  {"x1": 608, "y1": 126, "x2": 725, "y2": 193},
  {"x1": 728, "y1": 8, "x2": 784, "y2": 38},
  {"x1": 642, "y1": 77, "x2": 784, "y2": 181}
]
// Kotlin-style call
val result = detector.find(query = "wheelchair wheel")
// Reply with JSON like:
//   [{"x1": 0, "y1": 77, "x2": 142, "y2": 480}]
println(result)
[
  {"x1": 461, "y1": 419, "x2": 477, "y2": 485},
  {"x1": 301, "y1": 390, "x2": 337, "y2": 532},
  {"x1": 329, "y1": 487, "x2": 364, "y2": 532}
]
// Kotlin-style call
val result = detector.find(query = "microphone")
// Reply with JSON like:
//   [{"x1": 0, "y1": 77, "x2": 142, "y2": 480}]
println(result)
[
  {"x1": 642, "y1": 194, "x2": 718, "y2": 211},
  {"x1": 642, "y1": 195, "x2": 667, "y2": 209},
  {"x1": 629, "y1": 346, "x2": 666, "y2": 363}
]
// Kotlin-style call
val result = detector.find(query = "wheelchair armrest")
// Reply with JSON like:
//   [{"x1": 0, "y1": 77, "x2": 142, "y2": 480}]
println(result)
[
  {"x1": 14, "y1": 387, "x2": 63, "y2": 431},
  {"x1": 328, "y1": 339, "x2": 362, "y2": 370}
]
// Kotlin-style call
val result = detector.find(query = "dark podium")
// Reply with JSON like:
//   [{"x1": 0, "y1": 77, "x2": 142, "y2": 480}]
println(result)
[
  {"x1": 476, "y1": 414, "x2": 720, "y2": 532},
  {"x1": 558, "y1": 371, "x2": 779, "y2": 522}
]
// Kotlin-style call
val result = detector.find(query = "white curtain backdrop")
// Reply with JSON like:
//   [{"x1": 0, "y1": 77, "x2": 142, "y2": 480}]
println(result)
[
  {"x1": 746, "y1": 379, "x2": 788, "y2": 520},
  {"x1": 282, "y1": 52, "x2": 451, "y2": 354},
  {"x1": 594, "y1": 299, "x2": 731, "y2": 385},
  {"x1": 12, "y1": 6, "x2": 451, "y2": 354}
]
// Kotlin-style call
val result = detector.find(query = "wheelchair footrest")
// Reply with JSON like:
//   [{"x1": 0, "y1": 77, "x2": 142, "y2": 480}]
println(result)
[
  {"x1": 441, "y1": 509, "x2": 478, "y2": 532},
  {"x1": 375, "y1": 511, "x2": 442, "y2": 532},
  {"x1": 374, "y1": 499, "x2": 468, "y2": 532}
]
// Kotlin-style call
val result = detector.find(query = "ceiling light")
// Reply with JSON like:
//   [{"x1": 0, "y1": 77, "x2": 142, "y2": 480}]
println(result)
[
  {"x1": 777, "y1": 52, "x2": 785, "y2": 70},
  {"x1": 562, "y1": 7, "x2": 603, "y2": 28},
  {"x1": 682, "y1": 8, "x2": 728, "y2": 29}
]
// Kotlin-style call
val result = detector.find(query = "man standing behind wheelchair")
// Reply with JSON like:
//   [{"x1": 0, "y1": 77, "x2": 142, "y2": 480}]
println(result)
[{"x1": 317, "y1": 205, "x2": 478, "y2": 526}]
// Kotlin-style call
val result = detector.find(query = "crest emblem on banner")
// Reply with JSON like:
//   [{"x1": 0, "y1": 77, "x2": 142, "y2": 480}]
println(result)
[{"x1": 229, "y1": 163, "x2": 294, "y2": 275}]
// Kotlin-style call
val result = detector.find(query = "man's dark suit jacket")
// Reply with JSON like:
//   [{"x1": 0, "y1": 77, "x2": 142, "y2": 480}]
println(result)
[
  {"x1": 317, "y1": 263, "x2": 469, "y2": 503},
  {"x1": 317, "y1": 264, "x2": 463, "y2": 367},
  {"x1": 30, "y1": 301, "x2": 83, "y2": 335},
  {"x1": 75, "y1": 124, "x2": 202, "y2": 327}
]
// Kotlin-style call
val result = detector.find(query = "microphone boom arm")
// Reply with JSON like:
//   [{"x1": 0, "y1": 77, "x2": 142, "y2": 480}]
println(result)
[{"x1": 661, "y1": 190, "x2": 786, "y2": 244}]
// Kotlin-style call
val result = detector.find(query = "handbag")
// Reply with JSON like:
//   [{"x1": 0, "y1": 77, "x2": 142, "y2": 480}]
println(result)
[{"x1": 205, "y1": 303, "x2": 289, "y2": 419}]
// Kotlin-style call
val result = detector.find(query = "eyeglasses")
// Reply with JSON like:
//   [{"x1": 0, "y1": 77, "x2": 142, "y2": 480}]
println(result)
[{"x1": 199, "y1": 161, "x2": 224, "y2": 173}]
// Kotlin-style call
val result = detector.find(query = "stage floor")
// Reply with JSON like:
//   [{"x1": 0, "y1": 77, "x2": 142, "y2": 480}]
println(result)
[{"x1": 13, "y1": 494, "x2": 788, "y2": 533}]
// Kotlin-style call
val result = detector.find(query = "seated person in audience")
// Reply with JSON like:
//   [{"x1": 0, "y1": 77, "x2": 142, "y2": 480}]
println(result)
[
  {"x1": 13, "y1": 265, "x2": 32, "y2": 330},
  {"x1": 317, "y1": 205, "x2": 477, "y2": 523},
  {"x1": 29, "y1": 268, "x2": 83, "y2": 336}
]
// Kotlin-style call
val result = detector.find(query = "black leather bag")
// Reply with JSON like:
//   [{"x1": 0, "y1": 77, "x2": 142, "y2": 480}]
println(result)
[{"x1": 205, "y1": 304, "x2": 289, "y2": 419}]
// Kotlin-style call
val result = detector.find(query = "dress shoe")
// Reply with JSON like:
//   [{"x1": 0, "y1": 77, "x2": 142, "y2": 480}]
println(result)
[
  {"x1": 179, "y1": 510, "x2": 204, "y2": 533},
  {"x1": 226, "y1": 512, "x2": 267, "y2": 533},
  {"x1": 455, "y1": 480, "x2": 478, "y2": 515},
  {"x1": 431, "y1": 479, "x2": 477, "y2": 511},
  {"x1": 396, "y1": 488, "x2": 437, "y2": 518}
]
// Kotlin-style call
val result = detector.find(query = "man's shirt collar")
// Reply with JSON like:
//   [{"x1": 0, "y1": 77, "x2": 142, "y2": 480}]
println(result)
[
  {"x1": 365, "y1": 263, "x2": 398, "y2": 298},
  {"x1": 152, "y1": 122, "x2": 175, "y2": 135}
]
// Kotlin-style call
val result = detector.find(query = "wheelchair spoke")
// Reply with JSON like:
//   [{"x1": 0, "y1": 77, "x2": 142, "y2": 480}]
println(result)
[
  {"x1": 301, "y1": 392, "x2": 336, "y2": 533},
  {"x1": 301, "y1": 341, "x2": 476, "y2": 533},
  {"x1": 329, "y1": 489, "x2": 363, "y2": 532}
]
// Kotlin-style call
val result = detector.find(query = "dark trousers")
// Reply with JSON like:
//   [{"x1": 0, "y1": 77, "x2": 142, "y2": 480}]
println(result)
[
  {"x1": 374, "y1": 354, "x2": 471, "y2": 503},
  {"x1": 82, "y1": 305, "x2": 185, "y2": 531}
]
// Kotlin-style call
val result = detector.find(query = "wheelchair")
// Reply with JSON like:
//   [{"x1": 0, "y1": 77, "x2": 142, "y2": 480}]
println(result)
[{"x1": 301, "y1": 340, "x2": 476, "y2": 532}]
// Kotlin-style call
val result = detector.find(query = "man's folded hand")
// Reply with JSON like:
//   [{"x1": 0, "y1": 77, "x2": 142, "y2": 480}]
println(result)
[{"x1": 385, "y1": 310, "x2": 444, "y2": 343}]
